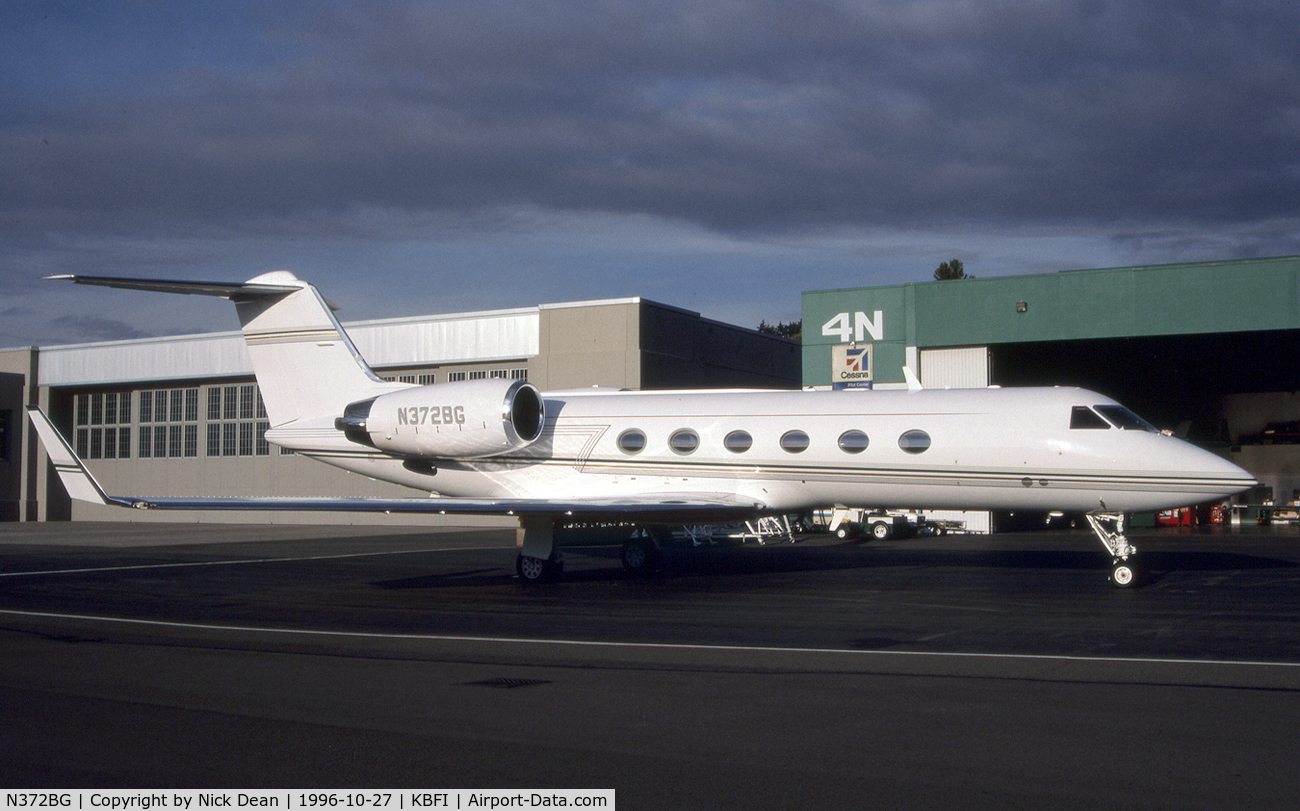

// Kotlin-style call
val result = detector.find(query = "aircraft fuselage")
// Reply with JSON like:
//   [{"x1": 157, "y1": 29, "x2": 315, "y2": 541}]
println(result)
[{"x1": 277, "y1": 385, "x2": 1252, "y2": 516}]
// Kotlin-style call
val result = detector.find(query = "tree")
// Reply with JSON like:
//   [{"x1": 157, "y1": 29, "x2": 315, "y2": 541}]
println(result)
[
  {"x1": 934, "y1": 259, "x2": 972, "y2": 281},
  {"x1": 758, "y1": 319, "x2": 802, "y2": 341}
]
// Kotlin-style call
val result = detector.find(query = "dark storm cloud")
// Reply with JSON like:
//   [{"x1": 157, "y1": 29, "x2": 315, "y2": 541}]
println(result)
[
  {"x1": 4, "y1": 0, "x2": 1297, "y2": 242},
  {"x1": 46, "y1": 315, "x2": 154, "y2": 343},
  {"x1": 0, "y1": 309, "x2": 152, "y2": 347}
]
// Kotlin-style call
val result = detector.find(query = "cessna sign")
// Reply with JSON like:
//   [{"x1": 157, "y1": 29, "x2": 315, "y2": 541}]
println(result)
[
  {"x1": 831, "y1": 344, "x2": 873, "y2": 388},
  {"x1": 823, "y1": 310, "x2": 883, "y2": 388}
]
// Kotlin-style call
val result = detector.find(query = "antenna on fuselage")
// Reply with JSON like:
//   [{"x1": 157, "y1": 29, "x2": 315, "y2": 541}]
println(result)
[{"x1": 903, "y1": 366, "x2": 923, "y2": 391}]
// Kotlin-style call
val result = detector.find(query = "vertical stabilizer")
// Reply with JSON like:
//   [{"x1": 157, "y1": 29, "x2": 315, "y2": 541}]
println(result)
[
  {"x1": 232, "y1": 272, "x2": 387, "y2": 426},
  {"x1": 47, "y1": 271, "x2": 394, "y2": 427}
]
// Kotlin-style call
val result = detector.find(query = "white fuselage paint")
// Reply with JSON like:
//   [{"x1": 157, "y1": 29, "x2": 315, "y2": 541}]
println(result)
[{"x1": 275, "y1": 385, "x2": 1254, "y2": 515}]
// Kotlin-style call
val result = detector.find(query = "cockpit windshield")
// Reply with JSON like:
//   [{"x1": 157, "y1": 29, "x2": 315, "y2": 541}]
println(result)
[
  {"x1": 1095, "y1": 404, "x2": 1159, "y2": 432},
  {"x1": 1070, "y1": 404, "x2": 1160, "y2": 433},
  {"x1": 1070, "y1": 406, "x2": 1111, "y2": 429}
]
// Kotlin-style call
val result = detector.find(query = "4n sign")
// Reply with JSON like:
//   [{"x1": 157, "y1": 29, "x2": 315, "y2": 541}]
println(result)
[{"x1": 821, "y1": 310, "x2": 884, "y2": 343}]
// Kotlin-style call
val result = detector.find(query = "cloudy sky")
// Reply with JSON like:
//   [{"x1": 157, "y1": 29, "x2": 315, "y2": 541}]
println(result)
[{"x1": 3, "y1": 0, "x2": 1298, "y2": 347}]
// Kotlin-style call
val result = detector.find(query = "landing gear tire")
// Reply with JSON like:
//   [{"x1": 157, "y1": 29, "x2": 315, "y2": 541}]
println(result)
[
  {"x1": 621, "y1": 538, "x2": 656, "y2": 576},
  {"x1": 871, "y1": 521, "x2": 892, "y2": 541},
  {"x1": 1109, "y1": 559, "x2": 1140, "y2": 588},
  {"x1": 517, "y1": 552, "x2": 562, "y2": 584}
]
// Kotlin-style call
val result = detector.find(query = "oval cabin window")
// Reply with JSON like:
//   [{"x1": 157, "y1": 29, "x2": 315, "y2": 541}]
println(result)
[
  {"x1": 838, "y1": 430, "x2": 869, "y2": 453},
  {"x1": 724, "y1": 430, "x2": 753, "y2": 453},
  {"x1": 780, "y1": 430, "x2": 810, "y2": 453},
  {"x1": 669, "y1": 429, "x2": 700, "y2": 454},
  {"x1": 898, "y1": 430, "x2": 931, "y2": 454},
  {"x1": 617, "y1": 429, "x2": 646, "y2": 454}
]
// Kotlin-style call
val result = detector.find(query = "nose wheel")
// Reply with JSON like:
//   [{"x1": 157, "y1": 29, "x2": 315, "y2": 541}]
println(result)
[
  {"x1": 1088, "y1": 511, "x2": 1142, "y2": 588},
  {"x1": 1109, "y1": 558, "x2": 1140, "y2": 588}
]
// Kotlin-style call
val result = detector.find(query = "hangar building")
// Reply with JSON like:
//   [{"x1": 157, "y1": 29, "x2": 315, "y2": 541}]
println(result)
[
  {"x1": 802, "y1": 255, "x2": 1300, "y2": 513},
  {"x1": 1, "y1": 296, "x2": 799, "y2": 523}
]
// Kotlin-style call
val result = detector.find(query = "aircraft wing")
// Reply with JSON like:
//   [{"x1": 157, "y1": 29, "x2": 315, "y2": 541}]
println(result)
[{"x1": 26, "y1": 407, "x2": 766, "y2": 523}]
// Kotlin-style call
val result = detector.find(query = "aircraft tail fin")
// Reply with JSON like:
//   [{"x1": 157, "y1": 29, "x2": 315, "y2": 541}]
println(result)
[
  {"x1": 230, "y1": 272, "x2": 390, "y2": 425},
  {"x1": 48, "y1": 272, "x2": 392, "y2": 426}
]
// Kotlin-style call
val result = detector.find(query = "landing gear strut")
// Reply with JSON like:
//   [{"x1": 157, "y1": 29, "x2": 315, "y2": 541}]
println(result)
[
  {"x1": 1086, "y1": 510, "x2": 1141, "y2": 588},
  {"x1": 516, "y1": 516, "x2": 563, "y2": 584}
]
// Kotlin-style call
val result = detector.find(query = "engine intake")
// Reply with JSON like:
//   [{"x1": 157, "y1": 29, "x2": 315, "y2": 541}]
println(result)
[{"x1": 337, "y1": 378, "x2": 544, "y2": 458}]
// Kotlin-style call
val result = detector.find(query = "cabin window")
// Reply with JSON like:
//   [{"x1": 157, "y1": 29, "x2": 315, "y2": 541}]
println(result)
[
  {"x1": 724, "y1": 430, "x2": 753, "y2": 453},
  {"x1": 1095, "y1": 405, "x2": 1159, "y2": 433},
  {"x1": 669, "y1": 429, "x2": 700, "y2": 454},
  {"x1": 780, "y1": 430, "x2": 810, "y2": 453},
  {"x1": 838, "y1": 430, "x2": 869, "y2": 453},
  {"x1": 617, "y1": 429, "x2": 646, "y2": 454},
  {"x1": 899, "y1": 430, "x2": 931, "y2": 454},
  {"x1": 1070, "y1": 406, "x2": 1111, "y2": 429}
]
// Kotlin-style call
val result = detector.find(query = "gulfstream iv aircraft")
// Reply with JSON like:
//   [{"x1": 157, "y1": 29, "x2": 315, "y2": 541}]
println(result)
[{"x1": 30, "y1": 272, "x2": 1256, "y2": 587}]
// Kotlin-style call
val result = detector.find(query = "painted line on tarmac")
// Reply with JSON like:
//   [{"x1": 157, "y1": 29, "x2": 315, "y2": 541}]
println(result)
[
  {"x1": 0, "y1": 546, "x2": 502, "y2": 578},
  {"x1": 2, "y1": 607, "x2": 1299, "y2": 674}
]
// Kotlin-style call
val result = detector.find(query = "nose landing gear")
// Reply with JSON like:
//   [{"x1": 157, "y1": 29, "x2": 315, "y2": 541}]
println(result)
[{"x1": 1087, "y1": 510, "x2": 1142, "y2": 588}]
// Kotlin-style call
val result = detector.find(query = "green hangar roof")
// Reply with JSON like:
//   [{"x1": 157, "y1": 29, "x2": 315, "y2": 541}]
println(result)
[{"x1": 802, "y1": 256, "x2": 1300, "y2": 387}]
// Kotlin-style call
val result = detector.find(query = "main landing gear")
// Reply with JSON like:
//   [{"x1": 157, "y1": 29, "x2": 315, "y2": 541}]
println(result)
[
  {"x1": 516, "y1": 516, "x2": 563, "y2": 584},
  {"x1": 1086, "y1": 510, "x2": 1141, "y2": 588},
  {"x1": 620, "y1": 536, "x2": 656, "y2": 575},
  {"x1": 515, "y1": 549, "x2": 563, "y2": 583},
  {"x1": 515, "y1": 519, "x2": 667, "y2": 583},
  {"x1": 620, "y1": 527, "x2": 673, "y2": 576}
]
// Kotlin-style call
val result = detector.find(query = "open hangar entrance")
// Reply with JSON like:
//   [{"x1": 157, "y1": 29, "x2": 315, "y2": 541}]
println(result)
[{"x1": 989, "y1": 329, "x2": 1300, "y2": 511}]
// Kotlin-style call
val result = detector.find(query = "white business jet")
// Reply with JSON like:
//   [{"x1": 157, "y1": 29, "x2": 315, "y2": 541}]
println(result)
[{"x1": 29, "y1": 272, "x2": 1256, "y2": 587}]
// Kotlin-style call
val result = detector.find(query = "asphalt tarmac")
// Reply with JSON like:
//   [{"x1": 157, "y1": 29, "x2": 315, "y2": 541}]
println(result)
[{"x1": 2, "y1": 521, "x2": 1299, "y2": 809}]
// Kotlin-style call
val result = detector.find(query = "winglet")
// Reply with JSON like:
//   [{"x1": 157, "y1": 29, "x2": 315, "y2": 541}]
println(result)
[
  {"x1": 903, "y1": 366, "x2": 924, "y2": 391},
  {"x1": 26, "y1": 406, "x2": 133, "y2": 508}
]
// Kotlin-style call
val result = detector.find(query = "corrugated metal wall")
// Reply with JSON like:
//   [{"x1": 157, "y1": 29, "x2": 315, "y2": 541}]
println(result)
[
  {"x1": 919, "y1": 346, "x2": 989, "y2": 388},
  {"x1": 41, "y1": 332, "x2": 251, "y2": 387},
  {"x1": 39, "y1": 311, "x2": 541, "y2": 387},
  {"x1": 351, "y1": 311, "x2": 539, "y2": 367}
]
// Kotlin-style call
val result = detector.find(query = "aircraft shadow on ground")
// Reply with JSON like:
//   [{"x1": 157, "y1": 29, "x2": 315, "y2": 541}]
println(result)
[{"x1": 372, "y1": 539, "x2": 1299, "y2": 590}]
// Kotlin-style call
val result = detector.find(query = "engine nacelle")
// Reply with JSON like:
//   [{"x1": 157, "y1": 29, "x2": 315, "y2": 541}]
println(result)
[{"x1": 338, "y1": 378, "x2": 544, "y2": 458}]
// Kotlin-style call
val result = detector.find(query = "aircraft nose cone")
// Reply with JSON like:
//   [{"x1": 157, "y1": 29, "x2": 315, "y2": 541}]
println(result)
[{"x1": 1201, "y1": 451, "x2": 1258, "y2": 496}]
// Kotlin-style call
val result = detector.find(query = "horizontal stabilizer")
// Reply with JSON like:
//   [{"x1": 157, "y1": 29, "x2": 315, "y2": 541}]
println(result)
[
  {"x1": 46, "y1": 272, "x2": 346, "y2": 311},
  {"x1": 46, "y1": 274, "x2": 302, "y2": 299}
]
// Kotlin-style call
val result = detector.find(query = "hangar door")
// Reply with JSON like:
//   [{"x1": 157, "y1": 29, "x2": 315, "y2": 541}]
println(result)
[{"x1": 920, "y1": 347, "x2": 989, "y2": 388}]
